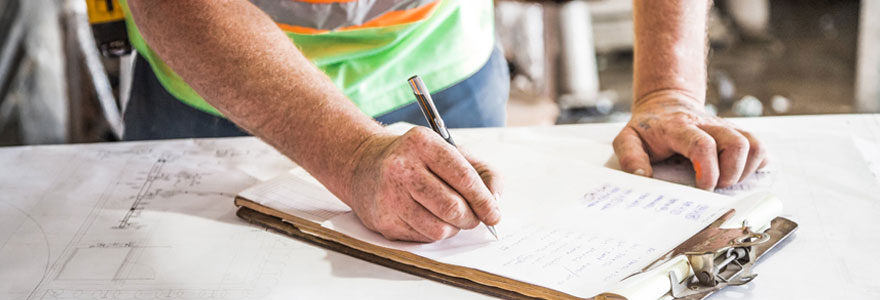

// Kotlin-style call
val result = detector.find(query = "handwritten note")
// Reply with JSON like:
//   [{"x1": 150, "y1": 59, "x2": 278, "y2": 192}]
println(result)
[
  {"x1": 253, "y1": 133, "x2": 751, "y2": 298},
  {"x1": 323, "y1": 177, "x2": 735, "y2": 297}
]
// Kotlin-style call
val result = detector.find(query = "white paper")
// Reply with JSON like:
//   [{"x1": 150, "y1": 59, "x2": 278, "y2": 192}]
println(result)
[
  {"x1": 259, "y1": 134, "x2": 769, "y2": 298},
  {"x1": 853, "y1": 136, "x2": 880, "y2": 185},
  {"x1": 239, "y1": 173, "x2": 350, "y2": 223}
]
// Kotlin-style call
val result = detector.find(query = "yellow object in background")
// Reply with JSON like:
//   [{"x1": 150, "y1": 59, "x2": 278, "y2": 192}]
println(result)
[
  {"x1": 85, "y1": 0, "x2": 124, "y2": 24},
  {"x1": 84, "y1": 0, "x2": 131, "y2": 57}
]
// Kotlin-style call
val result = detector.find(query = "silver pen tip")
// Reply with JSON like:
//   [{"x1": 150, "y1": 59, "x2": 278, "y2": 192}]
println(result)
[{"x1": 487, "y1": 225, "x2": 499, "y2": 240}]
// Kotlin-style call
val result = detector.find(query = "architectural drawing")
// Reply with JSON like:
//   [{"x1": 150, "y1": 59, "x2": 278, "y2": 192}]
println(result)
[{"x1": 0, "y1": 138, "x2": 300, "y2": 300}]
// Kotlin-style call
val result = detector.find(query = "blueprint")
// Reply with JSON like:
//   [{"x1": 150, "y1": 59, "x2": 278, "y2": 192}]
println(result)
[
  {"x1": 0, "y1": 138, "x2": 292, "y2": 299},
  {"x1": 0, "y1": 138, "x2": 488, "y2": 300}
]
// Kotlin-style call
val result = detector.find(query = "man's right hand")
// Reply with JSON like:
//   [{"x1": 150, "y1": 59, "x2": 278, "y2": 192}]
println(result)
[
  {"x1": 343, "y1": 127, "x2": 503, "y2": 242},
  {"x1": 128, "y1": 1, "x2": 499, "y2": 243}
]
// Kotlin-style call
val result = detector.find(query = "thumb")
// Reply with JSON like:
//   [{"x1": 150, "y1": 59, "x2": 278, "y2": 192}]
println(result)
[{"x1": 613, "y1": 126, "x2": 653, "y2": 177}]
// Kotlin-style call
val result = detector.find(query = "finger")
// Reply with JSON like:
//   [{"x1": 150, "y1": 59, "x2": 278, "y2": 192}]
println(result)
[
  {"x1": 700, "y1": 125, "x2": 749, "y2": 188},
  {"x1": 408, "y1": 168, "x2": 481, "y2": 229},
  {"x1": 665, "y1": 125, "x2": 720, "y2": 190},
  {"x1": 413, "y1": 131, "x2": 499, "y2": 225},
  {"x1": 736, "y1": 129, "x2": 769, "y2": 182},
  {"x1": 612, "y1": 126, "x2": 653, "y2": 177},
  {"x1": 401, "y1": 201, "x2": 460, "y2": 242},
  {"x1": 459, "y1": 149, "x2": 504, "y2": 201},
  {"x1": 758, "y1": 157, "x2": 769, "y2": 169},
  {"x1": 376, "y1": 215, "x2": 433, "y2": 243}
]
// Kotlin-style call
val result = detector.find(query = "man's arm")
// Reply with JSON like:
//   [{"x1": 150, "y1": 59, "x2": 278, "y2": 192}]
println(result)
[
  {"x1": 127, "y1": 0, "x2": 501, "y2": 241},
  {"x1": 613, "y1": 0, "x2": 768, "y2": 190}
]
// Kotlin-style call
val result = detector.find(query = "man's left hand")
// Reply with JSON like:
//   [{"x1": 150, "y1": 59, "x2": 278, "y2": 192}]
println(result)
[{"x1": 612, "y1": 90, "x2": 769, "y2": 190}]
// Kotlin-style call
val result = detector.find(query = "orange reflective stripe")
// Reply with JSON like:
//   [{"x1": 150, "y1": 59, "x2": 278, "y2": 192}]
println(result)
[
  {"x1": 276, "y1": 0, "x2": 440, "y2": 35},
  {"x1": 257, "y1": 0, "x2": 436, "y2": 31},
  {"x1": 347, "y1": 1, "x2": 439, "y2": 29},
  {"x1": 293, "y1": 0, "x2": 359, "y2": 3},
  {"x1": 276, "y1": 23, "x2": 328, "y2": 34}
]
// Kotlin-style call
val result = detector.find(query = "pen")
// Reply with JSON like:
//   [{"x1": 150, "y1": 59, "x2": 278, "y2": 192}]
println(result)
[{"x1": 407, "y1": 75, "x2": 499, "y2": 240}]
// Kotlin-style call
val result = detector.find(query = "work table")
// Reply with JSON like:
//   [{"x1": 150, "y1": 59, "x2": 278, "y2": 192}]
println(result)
[{"x1": 1, "y1": 114, "x2": 878, "y2": 299}]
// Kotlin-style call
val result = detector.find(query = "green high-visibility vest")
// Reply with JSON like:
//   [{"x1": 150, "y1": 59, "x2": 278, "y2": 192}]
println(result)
[{"x1": 119, "y1": 0, "x2": 496, "y2": 117}]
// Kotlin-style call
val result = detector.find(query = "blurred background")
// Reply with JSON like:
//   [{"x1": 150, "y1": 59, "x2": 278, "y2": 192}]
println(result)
[{"x1": 0, "y1": 0, "x2": 872, "y2": 146}]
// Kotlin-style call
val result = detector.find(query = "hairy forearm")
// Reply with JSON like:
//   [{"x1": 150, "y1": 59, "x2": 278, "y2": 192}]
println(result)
[
  {"x1": 633, "y1": 0, "x2": 710, "y2": 105},
  {"x1": 128, "y1": 0, "x2": 385, "y2": 199}
]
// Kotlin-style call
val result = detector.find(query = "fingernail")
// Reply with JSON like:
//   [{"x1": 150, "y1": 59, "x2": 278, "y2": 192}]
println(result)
[
  {"x1": 493, "y1": 192, "x2": 501, "y2": 201},
  {"x1": 634, "y1": 169, "x2": 646, "y2": 176}
]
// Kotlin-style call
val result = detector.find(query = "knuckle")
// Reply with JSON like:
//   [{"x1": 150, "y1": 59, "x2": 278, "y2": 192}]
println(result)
[
  {"x1": 690, "y1": 136, "x2": 717, "y2": 154},
  {"x1": 437, "y1": 199, "x2": 466, "y2": 222},
  {"x1": 670, "y1": 110, "x2": 693, "y2": 119},
  {"x1": 449, "y1": 169, "x2": 477, "y2": 193},
  {"x1": 722, "y1": 136, "x2": 750, "y2": 154},
  {"x1": 669, "y1": 111, "x2": 698, "y2": 125},
  {"x1": 469, "y1": 195, "x2": 493, "y2": 213},
  {"x1": 459, "y1": 173, "x2": 480, "y2": 191},
  {"x1": 407, "y1": 127, "x2": 432, "y2": 141}
]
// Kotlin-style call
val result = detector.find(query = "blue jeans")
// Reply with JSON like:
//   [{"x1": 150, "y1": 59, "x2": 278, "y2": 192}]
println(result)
[
  {"x1": 123, "y1": 47, "x2": 509, "y2": 140},
  {"x1": 376, "y1": 46, "x2": 509, "y2": 128}
]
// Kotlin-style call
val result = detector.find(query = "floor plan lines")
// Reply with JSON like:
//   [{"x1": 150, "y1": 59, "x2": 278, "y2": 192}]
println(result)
[{"x1": 115, "y1": 157, "x2": 167, "y2": 229}]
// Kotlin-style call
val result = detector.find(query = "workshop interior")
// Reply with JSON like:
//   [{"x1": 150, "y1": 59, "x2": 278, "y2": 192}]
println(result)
[
  {"x1": 1, "y1": 1, "x2": 878, "y2": 300},
  {"x1": 0, "y1": 0, "x2": 869, "y2": 145}
]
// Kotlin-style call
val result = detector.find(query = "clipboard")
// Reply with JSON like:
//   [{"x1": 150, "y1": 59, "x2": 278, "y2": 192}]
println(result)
[{"x1": 235, "y1": 197, "x2": 797, "y2": 300}]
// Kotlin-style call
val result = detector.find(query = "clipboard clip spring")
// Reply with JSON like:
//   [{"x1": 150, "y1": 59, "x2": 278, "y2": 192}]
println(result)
[{"x1": 668, "y1": 223, "x2": 770, "y2": 299}]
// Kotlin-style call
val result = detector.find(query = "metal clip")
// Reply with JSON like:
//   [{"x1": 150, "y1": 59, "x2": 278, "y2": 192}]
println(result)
[
  {"x1": 621, "y1": 209, "x2": 774, "y2": 299},
  {"x1": 668, "y1": 220, "x2": 770, "y2": 299}
]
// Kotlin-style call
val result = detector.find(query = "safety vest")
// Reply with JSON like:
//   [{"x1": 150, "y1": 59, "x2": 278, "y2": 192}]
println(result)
[{"x1": 118, "y1": 0, "x2": 496, "y2": 117}]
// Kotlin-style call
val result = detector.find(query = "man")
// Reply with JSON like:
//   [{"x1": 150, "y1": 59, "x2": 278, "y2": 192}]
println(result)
[{"x1": 121, "y1": 0, "x2": 766, "y2": 242}]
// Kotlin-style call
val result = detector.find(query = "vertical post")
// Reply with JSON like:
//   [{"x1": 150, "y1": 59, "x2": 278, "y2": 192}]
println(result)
[
  {"x1": 557, "y1": 0, "x2": 601, "y2": 109},
  {"x1": 856, "y1": 0, "x2": 880, "y2": 113},
  {"x1": 63, "y1": 0, "x2": 87, "y2": 142}
]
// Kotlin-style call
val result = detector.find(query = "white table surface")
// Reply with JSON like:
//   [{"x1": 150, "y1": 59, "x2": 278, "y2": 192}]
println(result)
[{"x1": 1, "y1": 114, "x2": 878, "y2": 300}]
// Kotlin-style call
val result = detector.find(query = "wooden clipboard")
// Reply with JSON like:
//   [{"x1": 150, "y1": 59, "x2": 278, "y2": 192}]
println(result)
[{"x1": 235, "y1": 197, "x2": 797, "y2": 300}]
